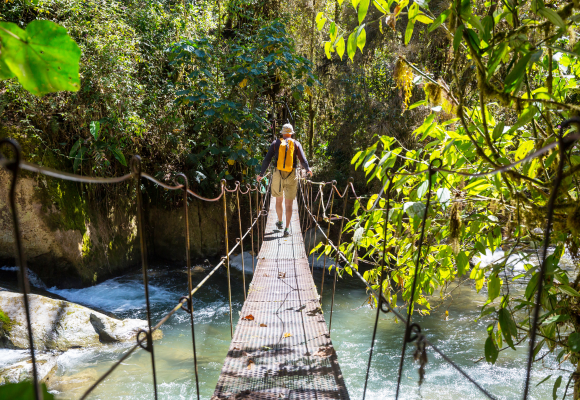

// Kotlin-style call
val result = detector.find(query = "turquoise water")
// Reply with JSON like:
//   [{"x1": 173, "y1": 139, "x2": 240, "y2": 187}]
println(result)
[{"x1": 33, "y1": 262, "x2": 568, "y2": 400}]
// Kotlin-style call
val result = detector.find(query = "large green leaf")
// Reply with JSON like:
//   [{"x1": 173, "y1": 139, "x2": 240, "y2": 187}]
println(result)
[
  {"x1": 347, "y1": 32, "x2": 357, "y2": 62},
  {"x1": 358, "y1": 0, "x2": 370, "y2": 24},
  {"x1": 553, "y1": 376, "x2": 562, "y2": 400},
  {"x1": 568, "y1": 332, "x2": 580, "y2": 352},
  {"x1": 428, "y1": 9, "x2": 450, "y2": 32},
  {"x1": 336, "y1": 36, "x2": 345, "y2": 61},
  {"x1": 488, "y1": 273, "x2": 501, "y2": 301},
  {"x1": 357, "y1": 28, "x2": 366, "y2": 53},
  {"x1": 498, "y1": 308, "x2": 517, "y2": 350},
  {"x1": 0, "y1": 381, "x2": 54, "y2": 399},
  {"x1": 405, "y1": 20, "x2": 415, "y2": 45},
  {"x1": 485, "y1": 336, "x2": 498, "y2": 364},
  {"x1": 0, "y1": 20, "x2": 80, "y2": 96},
  {"x1": 538, "y1": 8, "x2": 566, "y2": 31}
]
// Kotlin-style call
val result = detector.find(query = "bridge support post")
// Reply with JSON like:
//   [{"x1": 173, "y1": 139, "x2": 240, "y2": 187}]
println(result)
[
  {"x1": 235, "y1": 182, "x2": 246, "y2": 300},
  {"x1": 131, "y1": 155, "x2": 158, "y2": 400},
  {"x1": 222, "y1": 180, "x2": 233, "y2": 338}
]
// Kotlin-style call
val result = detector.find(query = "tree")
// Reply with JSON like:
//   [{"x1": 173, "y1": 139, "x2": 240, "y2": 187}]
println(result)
[{"x1": 314, "y1": 0, "x2": 580, "y2": 397}]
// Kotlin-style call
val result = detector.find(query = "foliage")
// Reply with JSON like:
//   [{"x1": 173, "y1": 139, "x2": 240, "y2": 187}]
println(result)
[
  {"x1": 169, "y1": 20, "x2": 317, "y2": 183},
  {"x1": 0, "y1": 381, "x2": 54, "y2": 400},
  {"x1": 0, "y1": 20, "x2": 80, "y2": 96},
  {"x1": 315, "y1": 0, "x2": 580, "y2": 395}
]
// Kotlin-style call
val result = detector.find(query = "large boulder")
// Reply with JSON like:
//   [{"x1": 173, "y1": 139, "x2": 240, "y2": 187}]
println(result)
[{"x1": 0, "y1": 292, "x2": 162, "y2": 351}]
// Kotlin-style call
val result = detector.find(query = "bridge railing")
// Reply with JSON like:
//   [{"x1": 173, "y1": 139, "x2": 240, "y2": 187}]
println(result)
[
  {"x1": 0, "y1": 138, "x2": 272, "y2": 400},
  {"x1": 295, "y1": 117, "x2": 580, "y2": 400}
]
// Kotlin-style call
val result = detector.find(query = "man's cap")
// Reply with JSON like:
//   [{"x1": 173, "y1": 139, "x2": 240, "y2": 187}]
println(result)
[{"x1": 281, "y1": 123, "x2": 294, "y2": 135}]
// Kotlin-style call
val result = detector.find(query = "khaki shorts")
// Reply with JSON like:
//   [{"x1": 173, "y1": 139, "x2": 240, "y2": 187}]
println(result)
[{"x1": 272, "y1": 169, "x2": 297, "y2": 199}]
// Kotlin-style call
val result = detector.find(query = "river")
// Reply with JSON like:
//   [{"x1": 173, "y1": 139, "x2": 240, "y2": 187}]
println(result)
[{"x1": 1, "y1": 255, "x2": 570, "y2": 399}]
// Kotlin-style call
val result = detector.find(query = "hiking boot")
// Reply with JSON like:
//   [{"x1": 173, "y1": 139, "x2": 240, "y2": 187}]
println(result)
[
  {"x1": 276, "y1": 221, "x2": 283, "y2": 230},
  {"x1": 283, "y1": 228, "x2": 290, "y2": 237}
]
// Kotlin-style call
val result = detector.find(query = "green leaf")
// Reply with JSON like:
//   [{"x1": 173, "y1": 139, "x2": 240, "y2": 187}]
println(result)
[
  {"x1": 456, "y1": 251, "x2": 469, "y2": 275},
  {"x1": 553, "y1": 376, "x2": 562, "y2": 400},
  {"x1": 536, "y1": 374, "x2": 552, "y2": 387},
  {"x1": 428, "y1": 9, "x2": 450, "y2": 32},
  {"x1": 90, "y1": 121, "x2": 100, "y2": 141},
  {"x1": 485, "y1": 336, "x2": 498, "y2": 364},
  {"x1": 538, "y1": 8, "x2": 566, "y2": 31},
  {"x1": 415, "y1": 14, "x2": 433, "y2": 24},
  {"x1": 352, "y1": 0, "x2": 360, "y2": 10},
  {"x1": 336, "y1": 36, "x2": 345, "y2": 61},
  {"x1": 514, "y1": 140, "x2": 534, "y2": 161},
  {"x1": 0, "y1": 381, "x2": 54, "y2": 400},
  {"x1": 492, "y1": 121, "x2": 505, "y2": 140},
  {"x1": 498, "y1": 308, "x2": 517, "y2": 350},
  {"x1": 487, "y1": 42, "x2": 508, "y2": 78},
  {"x1": 526, "y1": 272, "x2": 540, "y2": 300},
  {"x1": 347, "y1": 32, "x2": 357, "y2": 62},
  {"x1": 317, "y1": 17, "x2": 327, "y2": 31},
  {"x1": 568, "y1": 332, "x2": 580, "y2": 352},
  {"x1": 358, "y1": 0, "x2": 370, "y2": 24},
  {"x1": 69, "y1": 138, "x2": 81, "y2": 158},
  {"x1": 409, "y1": 99, "x2": 427, "y2": 110},
  {"x1": 453, "y1": 25, "x2": 465, "y2": 52},
  {"x1": 0, "y1": 20, "x2": 81, "y2": 96},
  {"x1": 0, "y1": 57, "x2": 15, "y2": 79},
  {"x1": 109, "y1": 146, "x2": 127, "y2": 166},
  {"x1": 416, "y1": 180, "x2": 429, "y2": 199},
  {"x1": 488, "y1": 273, "x2": 501, "y2": 301},
  {"x1": 324, "y1": 41, "x2": 332, "y2": 59},
  {"x1": 373, "y1": 0, "x2": 389, "y2": 14},
  {"x1": 560, "y1": 284, "x2": 580, "y2": 297},
  {"x1": 330, "y1": 22, "x2": 337, "y2": 42},
  {"x1": 504, "y1": 53, "x2": 532, "y2": 93},
  {"x1": 357, "y1": 28, "x2": 367, "y2": 53},
  {"x1": 405, "y1": 20, "x2": 415, "y2": 45}
]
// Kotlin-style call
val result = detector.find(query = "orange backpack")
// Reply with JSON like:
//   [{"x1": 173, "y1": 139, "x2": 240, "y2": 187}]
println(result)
[{"x1": 277, "y1": 138, "x2": 295, "y2": 172}]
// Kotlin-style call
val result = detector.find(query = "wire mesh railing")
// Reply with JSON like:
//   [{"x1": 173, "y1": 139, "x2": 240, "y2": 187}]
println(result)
[
  {"x1": 294, "y1": 117, "x2": 580, "y2": 400},
  {"x1": 0, "y1": 137, "x2": 271, "y2": 400}
]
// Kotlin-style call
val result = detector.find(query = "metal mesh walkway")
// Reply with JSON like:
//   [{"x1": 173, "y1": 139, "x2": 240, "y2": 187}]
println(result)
[{"x1": 212, "y1": 197, "x2": 350, "y2": 400}]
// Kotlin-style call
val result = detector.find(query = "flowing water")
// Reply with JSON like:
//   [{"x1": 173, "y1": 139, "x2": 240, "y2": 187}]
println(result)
[{"x1": 2, "y1": 256, "x2": 570, "y2": 400}]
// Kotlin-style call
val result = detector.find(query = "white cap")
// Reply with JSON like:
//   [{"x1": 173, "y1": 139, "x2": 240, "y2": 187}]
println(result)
[{"x1": 281, "y1": 123, "x2": 294, "y2": 135}]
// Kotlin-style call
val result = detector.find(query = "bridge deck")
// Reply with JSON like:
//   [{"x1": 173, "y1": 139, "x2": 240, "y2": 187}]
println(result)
[{"x1": 212, "y1": 197, "x2": 349, "y2": 400}]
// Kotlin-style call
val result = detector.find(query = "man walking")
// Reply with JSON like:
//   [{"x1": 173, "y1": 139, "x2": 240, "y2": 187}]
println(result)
[{"x1": 256, "y1": 123, "x2": 313, "y2": 237}]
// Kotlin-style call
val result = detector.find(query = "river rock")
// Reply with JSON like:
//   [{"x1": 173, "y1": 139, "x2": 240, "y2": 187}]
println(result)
[
  {"x1": 0, "y1": 352, "x2": 59, "y2": 385},
  {"x1": 0, "y1": 292, "x2": 162, "y2": 351}
]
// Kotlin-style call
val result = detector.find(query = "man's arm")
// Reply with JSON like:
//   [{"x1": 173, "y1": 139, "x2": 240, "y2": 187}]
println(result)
[
  {"x1": 295, "y1": 141, "x2": 311, "y2": 172},
  {"x1": 258, "y1": 141, "x2": 277, "y2": 177}
]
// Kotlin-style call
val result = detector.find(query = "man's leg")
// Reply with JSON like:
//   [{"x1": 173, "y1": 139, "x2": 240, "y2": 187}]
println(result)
[
  {"x1": 276, "y1": 196, "x2": 284, "y2": 224},
  {"x1": 284, "y1": 197, "x2": 293, "y2": 229}
]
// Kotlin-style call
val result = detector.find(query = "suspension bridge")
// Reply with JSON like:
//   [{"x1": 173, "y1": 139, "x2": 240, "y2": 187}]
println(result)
[{"x1": 1, "y1": 118, "x2": 579, "y2": 400}]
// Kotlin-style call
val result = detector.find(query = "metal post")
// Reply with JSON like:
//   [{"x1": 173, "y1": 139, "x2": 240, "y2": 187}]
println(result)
[
  {"x1": 255, "y1": 189, "x2": 260, "y2": 250},
  {"x1": 222, "y1": 180, "x2": 233, "y2": 338},
  {"x1": 329, "y1": 179, "x2": 351, "y2": 333},
  {"x1": 131, "y1": 155, "x2": 158, "y2": 400},
  {"x1": 176, "y1": 173, "x2": 200, "y2": 400},
  {"x1": 0, "y1": 139, "x2": 43, "y2": 400},
  {"x1": 236, "y1": 182, "x2": 246, "y2": 300},
  {"x1": 320, "y1": 183, "x2": 335, "y2": 304},
  {"x1": 248, "y1": 186, "x2": 255, "y2": 273},
  {"x1": 311, "y1": 186, "x2": 322, "y2": 275}
]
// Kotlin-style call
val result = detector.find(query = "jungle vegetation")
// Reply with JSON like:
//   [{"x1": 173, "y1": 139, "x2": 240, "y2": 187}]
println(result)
[{"x1": 2, "y1": 0, "x2": 580, "y2": 398}]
